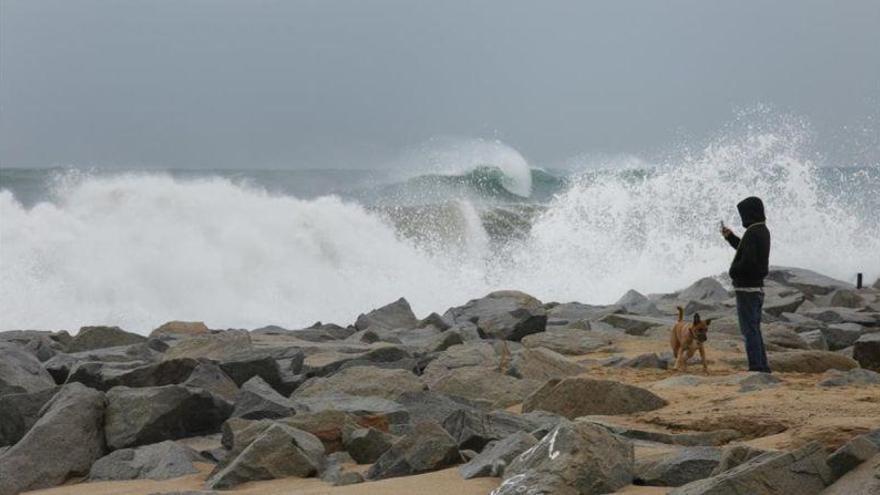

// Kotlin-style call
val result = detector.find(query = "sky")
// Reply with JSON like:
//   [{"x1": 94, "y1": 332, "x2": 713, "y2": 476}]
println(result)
[{"x1": 1, "y1": 0, "x2": 878, "y2": 169}]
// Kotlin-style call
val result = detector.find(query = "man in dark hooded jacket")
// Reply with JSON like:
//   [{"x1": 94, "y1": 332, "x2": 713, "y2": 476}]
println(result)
[{"x1": 721, "y1": 196, "x2": 771, "y2": 373}]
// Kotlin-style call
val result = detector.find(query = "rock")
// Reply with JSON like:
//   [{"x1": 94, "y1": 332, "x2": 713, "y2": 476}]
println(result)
[
  {"x1": 344, "y1": 427, "x2": 393, "y2": 464},
  {"x1": 428, "y1": 367, "x2": 541, "y2": 409},
  {"x1": 817, "y1": 289, "x2": 867, "y2": 309},
  {"x1": 0, "y1": 383, "x2": 106, "y2": 495},
  {"x1": 798, "y1": 307, "x2": 879, "y2": 326},
  {"x1": 443, "y1": 290, "x2": 547, "y2": 341},
  {"x1": 581, "y1": 418, "x2": 740, "y2": 447},
  {"x1": 821, "y1": 453, "x2": 880, "y2": 495},
  {"x1": 321, "y1": 451, "x2": 364, "y2": 486},
  {"x1": 652, "y1": 375, "x2": 711, "y2": 388},
  {"x1": 232, "y1": 376, "x2": 297, "y2": 419},
  {"x1": 43, "y1": 344, "x2": 157, "y2": 383},
  {"x1": 89, "y1": 440, "x2": 202, "y2": 481},
  {"x1": 68, "y1": 326, "x2": 146, "y2": 352},
  {"x1": 0, "y1": 387, "x2": 58, "y2": 447},
  {"x1": 679, "y1": 277, "x2": 729, "y2": 302},
  {"x1": 521, "y1": 328, "x2": 611, "y2": 355},
  {"x1": 735, "y1": 372, "x2": 782, "y2": 392},
  {"x1": 278, "y1": 322, "x2": 356, "y2": 342},
  {"x1": 0, "y1": 341, "x2": 56, "y2": 395},
  {"x1": 295, "y1": 366, "x2": 424, "y2": 401},
  {"x1": 355, "y1": 297, "x2": 419, "y2": 331},
  {"x1": 724, "y1": 350, "x2": 859, "y2": 373},
  {"x1": 763, "y1": 294, "x2": 806, "y2": 317},
  {"x1": 616, "y1": 290, "x2": 662, "y2": 315},
  {"x1": 853, "y1": 332, "x2": 880, "y2": 371},
  {"x1": 218, "y1": 352, "x2": 283, "y2": 389},
  {"x1": 710, "y1": 444, "x2": 769, "y2": 475},
  {"x1": 366, "y1": 421, "x2": 461, "y2": 480},
  {"x1": 163, "y1": 330, "x2": 253, "y2": 361},
  {"x1": 617, "y1": 353, "x2": 668, "y2": 370},
  {"x1": 822, "y1": 323, "x2": 865, "y2": 350},
  {"x1": 825, "y1": 429, "x2": 880, "y2": 480},
  {"x1": 421, "y1": 342, "x2": 502, "y2": 381},
  {"x1": 780, "y1": 312, "x2": 825, "y2": 331},
  {"x1": 303, "y1": 345, "x2": 413, "y2": 377},
  {"x1": 291, "y1": 393, "x2": 410, "y2": 433},
  {"x1": 183, "y1": 361, "x2": 240, "y2": 401},
  {"x1": 668, "y1": 441, "x2": 832, "y2": 495},
  {"x1": 494, "y1": 420, "x2": 633, "y2": 495},
  {"x1": 396, "y1": 391, "x2": 485, "y2": 425},
  {"x1": 522, "y1": 377, "x2": 667, "y2": 418},
  {"x1": 105, "y1": 385, "x2": 233, "y2": 450},
  {"x1": 600, "y1": 314, "x2": 674, "y2": 336},
  {"x1": 459, "y1": 431, "x2": 538, "y2": 479},
  {"x1": 206, "y1": 423, "x2": 325, "y2": 489},
  {"x1": 799, "y1": 329, "x2": 828, "y2": 350},
  {"x1": 766, "y1": 267, "x2": 852, "y2": 297},
  {"x1": 221, "y1": 411, "x2": 360, "y2": 454},
  {"x1": 150, "y1": 321, "x2": 210, "y2": 338},
  {"x1": 635, "y1": 447, "x2": 722, "y2": 486},
  {"x1": 508, "y1": 347, "x2": 585, "y2": 381},
  {"x1": 764, "y1": 326, "x2": 810, "y2": 350},
  {"x1": 442, "y1": 408, "x2": 533, "y2": 451},
  {"x1": 817, "y1": 368, "x2": 880, "y2": 387}
]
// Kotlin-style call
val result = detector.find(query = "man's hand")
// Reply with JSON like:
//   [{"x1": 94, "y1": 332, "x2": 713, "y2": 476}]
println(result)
[{"x1": 721, "y1": 225, "x2": 733, "y2": 238}]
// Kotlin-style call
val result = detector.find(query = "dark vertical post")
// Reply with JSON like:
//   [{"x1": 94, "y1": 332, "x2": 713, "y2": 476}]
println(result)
[{"x1": 857, "y1": 273, "x2": 863, "y2": 289}]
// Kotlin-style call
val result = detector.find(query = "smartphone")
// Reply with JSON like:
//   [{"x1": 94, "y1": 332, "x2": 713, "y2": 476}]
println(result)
[{"x1": 719, "y1": 220, "x2": 726, "y2": 230}]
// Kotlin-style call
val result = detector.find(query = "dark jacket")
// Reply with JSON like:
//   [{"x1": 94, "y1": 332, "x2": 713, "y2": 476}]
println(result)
[{"x1": 725, "y1": 196, "x2": 771, "y2": 288}]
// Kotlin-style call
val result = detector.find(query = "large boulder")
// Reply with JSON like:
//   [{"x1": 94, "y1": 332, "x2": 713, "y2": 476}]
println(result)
[
  {"x1": 396, "y1": 391, "x2": 485, "y2": 425},
  {"x1": 521, "y1": 329, "x2": 612, "y2": 355},
  {"x1": 0, "y1": 383, "x2": 106, "y2": 495},
  {"x1": 444, "y1": 290, "x2": 547, "y2": 341},
  {"x1": 508, "y1": 347, "x2": 585, "y2": 381},
  {"x1": 365, "y1": 421, "x2": 461, "y2": 480},
  {"x1": 710, "y1": 443, "x2": 769, "y2": 475},
  {"x1": 763, "y1": 326, "x2": 810, "y2": 350},
  {"x1": 0, "y1": 341, "x2": 56, "y2": 395},
  {"x1": 0, "y1": 387, "x2": 58, "y2": 447},
  {"x1": 163, "y1": 330, "x2": 252, "y2": 361},
  {"x1": 522, "y1": 377, "x2": 667, "y2": 418},
  {"x1": 150, "y1": 320, "x2": 209, "y2": 338},
  {"x1": 723, "y1": 351, "x2": 858, "y2": 373},
  {"x1": 428, "y1": 367, "x2": 541, "y2": 409},
  {"x1": 43, "y1": 344, "x2": 157, "y2": 383},
  {"x1": 763, "y1": 294, "x2": 806, "y2": 317},
  {"x1": 294, "y1": 366, "x2": 424, "y2": 401},
  {"x1": 232, "y1": 376, "x2": 297, "y2": 420},
  {"x1": 343, "y1": 427, "x2": 393, "y2": 464},
  {"x1": 817, "y1": 368, "x2": 880, "y2": 387},
  {"x1": 853, "y1": 332, "x2": 880, "y2": 371},
  {"x1": 798, "y1": 307, "x2": 879, "y2": 326},
  {"x1": 459, "y1": 431, "x2": 537, "y2": 479},
  {"x1": 442, "y1": 408, "x2": 534, "y2": 451},
  {"x1": 600, "y1": 314, "x2": 674, "y2": 336},
  {"x1": 679, "y1": 277, "x2": 729, "y2": 302},
  {"x1": 104, "y1": 385, "x2": 233, "y2": 450},
  {"x1": 493, "y1": 420, "x2": 633, "y2": 495},
  {"x1": 635, "y1": 447, "x2": 722, "y2": 486},
  {"x1": 822, "y1": 323, "x2": 865, "y2": 351},
  {"x1": 825, "y1": 429, "x2": 880, "y2": 480},
  {"x1": 766, "y1": 267, "x2": 852, "y2": 297},
  {"x1": 668, "y1": 442, "x2": 832, "y2": 495},
  {"x1": 355, "y1": 297, "x2": 419, "y2": 331},
  {"x1": 616, "y1": 290, "x2": 662, "y2": 316},
  {"x1": 67, "y1": 326, "x2": 146, "y2": 352},
  {"x1": 89, "y1": 440, "x2": 202, "y2": 481},
  {"x1": 817, "y1": 289, "x2": 867, "y2": 309},
  {"x1": 290, "y1": 393, "x2": 411, "y2": 433},
  {"x1": 821, "y1": 453, "x2": 880, "y2": 495},
  {"x1": 206, "y1": 423, "x2": 325, "y2": 489}
]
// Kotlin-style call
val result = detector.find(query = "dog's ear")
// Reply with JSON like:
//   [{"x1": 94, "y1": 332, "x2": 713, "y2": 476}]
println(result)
[{"x1": 693, "y1": 313, "x2": 701, "y2": 324}]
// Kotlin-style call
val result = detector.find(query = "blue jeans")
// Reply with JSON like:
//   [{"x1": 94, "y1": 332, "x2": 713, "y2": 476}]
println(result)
[{"x1": 735, "y1": 291, "x2": 771, "y2": 373}]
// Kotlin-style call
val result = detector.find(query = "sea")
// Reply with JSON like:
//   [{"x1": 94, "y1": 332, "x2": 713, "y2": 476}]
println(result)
[{"x1": 2, "y1": 124, "x2": 879, "y2": 333}]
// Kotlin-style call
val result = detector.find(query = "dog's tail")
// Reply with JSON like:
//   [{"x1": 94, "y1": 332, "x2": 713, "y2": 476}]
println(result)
[{"x1": 676, "y1": 306, "x2": 684, "y2": 322}]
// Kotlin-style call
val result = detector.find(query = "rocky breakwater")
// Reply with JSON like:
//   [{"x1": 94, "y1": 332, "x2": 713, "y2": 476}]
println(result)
[{"x1": 0, "y1": 267, "x2": 878, "y2": 494}]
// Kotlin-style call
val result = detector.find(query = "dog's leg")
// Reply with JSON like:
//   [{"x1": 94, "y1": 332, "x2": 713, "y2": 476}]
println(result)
[
  {"x1": 698, "y1": 345, "x2": 708, "y2": 374},
  {"x1": 681, "y1": 348, "x2": 696, "y2": 372},
  {"x1": 674, "y1": 348, "x2": 687, "y2": 372}
]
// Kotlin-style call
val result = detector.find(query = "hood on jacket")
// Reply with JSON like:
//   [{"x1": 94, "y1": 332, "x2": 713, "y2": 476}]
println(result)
[{"x1": 737, "y1": 196, "x2": 766, "y2": 228}]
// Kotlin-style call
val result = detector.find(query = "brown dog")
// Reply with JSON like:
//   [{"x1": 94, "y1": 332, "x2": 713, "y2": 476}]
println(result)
[{"x1": 670, "y1": 306, "x2": 712, "y2": 373}]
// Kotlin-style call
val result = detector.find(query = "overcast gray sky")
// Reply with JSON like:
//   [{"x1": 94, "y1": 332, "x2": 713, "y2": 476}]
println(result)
[{"x1": 1, "y1": 0, "x2": 878, "y2": 169}]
